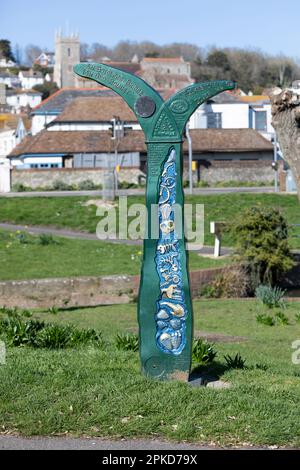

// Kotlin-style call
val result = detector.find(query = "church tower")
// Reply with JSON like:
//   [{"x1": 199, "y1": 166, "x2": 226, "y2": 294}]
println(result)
[{"x1": 54, "y1": 31, "x2": 80, "y2": 88}]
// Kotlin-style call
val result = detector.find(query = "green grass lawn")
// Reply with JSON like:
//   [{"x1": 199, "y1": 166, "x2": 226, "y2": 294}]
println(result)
[
  {"x1": 0, "y1": 193, "x2": 299, "y2": 247},
  {"x1": 1, "y1": 299, "x2": 300, "y2": 446},
  {"x1": 0, "y1": 229, "x2": 230, "y2": 281}
]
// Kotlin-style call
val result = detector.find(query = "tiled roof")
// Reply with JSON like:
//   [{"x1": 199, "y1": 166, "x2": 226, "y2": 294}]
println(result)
[
  {"x1": 31, "y1": 87, "x2": 117, "y2": 114},
  {"x1": 101, "y1": 61, "x2": 141, "y2": 74},
  {"x1": 141, "y1": 57, "x2": 184, "y2": 63},
  {"x1": 52, "y1": 96, "x2": 137, "y2": 123},
  {"x1": 6, "y1": 89, "x2": 42, "y2": 96},
  {"x1": 188, "y1": 129, "x2": 273, "y2": 152},
  {"x1": 9, "y1": 128, "x2": 273, "y2": 157}
]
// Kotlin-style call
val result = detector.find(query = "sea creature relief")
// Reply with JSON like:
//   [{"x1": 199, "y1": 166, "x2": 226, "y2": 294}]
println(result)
[{"x1": 154, "y1": 148, "x2": 187, "y2": 355}]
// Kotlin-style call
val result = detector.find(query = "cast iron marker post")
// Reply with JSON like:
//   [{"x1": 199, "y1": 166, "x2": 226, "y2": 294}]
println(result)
[{"x1": 74, "y1": 62, "x2": 236, "y2": 381}]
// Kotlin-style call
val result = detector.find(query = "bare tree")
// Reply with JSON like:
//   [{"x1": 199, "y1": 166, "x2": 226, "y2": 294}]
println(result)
[
  {"x1": 25, "y1": 44, "x2": 42, "y2": 66},
  {"x1": 14, "y1": 44, "x2": 23, "y2": 65},
  {"x1": 271, "y1": 88, "x2": 300, "y2": 202}
]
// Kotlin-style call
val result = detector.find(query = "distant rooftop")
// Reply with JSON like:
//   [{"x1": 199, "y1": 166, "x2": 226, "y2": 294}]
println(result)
[
  {"x1": 51, "y1": 96, "x2": 136, "y2": 123},
  {"x1": 31, "y1": 87, "x2": 117, "y2": 115},
  {"x1": 208, "y1": 91, "x2": 243, "y2": 104},
  {"x1": 9, "y1": 128, "x2": 273, "y2": 158},
  {"x1": 141, "y1": 57, "x2": 185, "y2": 63},
  {"x1": 239, "y1": 95, "x2": 270, "y2": 103}
]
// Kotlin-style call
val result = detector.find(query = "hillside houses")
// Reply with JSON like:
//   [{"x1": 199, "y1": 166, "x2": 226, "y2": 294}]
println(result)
[{"x1": 9, "y1": 90, "x2": 275, "y2": 188}]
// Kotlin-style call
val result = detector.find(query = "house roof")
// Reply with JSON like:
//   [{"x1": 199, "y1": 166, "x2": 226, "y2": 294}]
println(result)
[
  {"x1": 0, "y1": 71, "x2": 19, "y2": 79},
  {"x1": 20, "y1": 70, "x2": 43, "y2": 78},
  {"x1": 0, "y1": 113, "x2": 31, "y2": 132},
  {"x1": 239, "y1": 95, "x2": 270, "y2": 103},
  {"x1": 31, "y1": 86, "x2": 180, "y2": 117},
  {"x1": 101, "y1": 61, "x2": 141, "y2": 74},
  {"x1": 31, "y1": 87, "x2": 117, "y2": 114},
  {"x1": 209, "y1": 91, "x2": 243, "y2": 104},
  {"x1": 9, "y1": 128, "x2": 273, "y2": 158},
  {"x1": 188, "y1": 129, "x2": 273, "y2": 152},
  {"x1": 141, "y1": 57, "x2": 185, "y2": 63},
  {"x1": 52, "y1": 96, "x2": 137, "y2": 123},
  {"x1": 6, "y1": 89, "x2": 42, "y2": 96}
]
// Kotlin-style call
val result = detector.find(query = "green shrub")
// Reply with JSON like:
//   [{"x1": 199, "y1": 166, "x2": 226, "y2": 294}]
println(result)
[
  {"x1": 35, "y1": 324, "x2": 73, "y2": 349},
  {"x1": 35, "y1": 324, "x2": 103, "y2": 349},
  {"x1": 38, "y1": 233, "x2": 58, "y2": 246},
  {"x1": 255, "y1": 285, "x2": 286, "y2": 309},
  {"x1": 197, "y1": 181, "x2": 210, "y2": 188},
  {"x1": 52, "y1": 180, "x2": 77, "y2": 191},
  {"x1": 0, "y1": 315, "x2": 45, "y2": 347},
  {"x1": 224, "y1": 353, "x2": 246, "y2": 369},
  {"x1": 200, "y1": 266, "x2": 249, "y2": 299},
  {"x1": 78, "y1": 179, "x2": 97, "y2": 190},
  {"x1": 230, "y1": 206, "x2": 294, "y2": 289},
  {"x1": 70, "y1": 327, "x2": 103, "y2": 347},
  {"x1": 117, "y1": 181, "x2": 139, "y2": 190},
  {"x1": 275, "y1": 311, "x2": 289, "y2": 325},
  {"x1": 200, "y1": 284, "x2": 218, "y2": 299},
  {"x1": 115, "y1": 333, "x2": 139, "y2": 352},
  {"x1": 12, "y1": 183, "x2": 31, "y2": 192},
  {"x1": 0, "y1": 306, "x2": 19, "y2": 316},
  {"x1": 256, "y1": 313, "x2": 275, "y2": 326},
  {"x1": 47, "y1": 306, "x2": 59, "y2": 315},
  {"x1": 192, "y1": 338, "x2": 217, "y2": 365},
  {"x1": 0, "y1": 308, "x2": 103, "y2": 349},
  {"x1": 295, "y1": 313, "x2": 300, "y2": 323}
]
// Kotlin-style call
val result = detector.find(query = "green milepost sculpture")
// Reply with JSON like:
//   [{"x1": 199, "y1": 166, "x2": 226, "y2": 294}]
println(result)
[{"x1": 74, "y1": 62, "x2": 236, "y2": 381}]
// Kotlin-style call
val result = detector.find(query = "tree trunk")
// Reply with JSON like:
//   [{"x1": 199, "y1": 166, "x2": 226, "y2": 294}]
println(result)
[{"x1": 271, "y1": 89, "x2": 300, "y2": 202}]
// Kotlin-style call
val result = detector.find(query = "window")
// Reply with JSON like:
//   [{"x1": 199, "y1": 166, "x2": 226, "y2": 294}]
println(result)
[
  {"x1": 68, "y1": 48, "x2": 71, "y2": 57},
  {"x1": 255, "y1": 111, "x2": 267, "y2": 131},
  {"x1": 207, "y1": 112, "x2": 222, "y2": 129},
  {"x1": 50, "y1": 164, "x2": 59, "y2": 168}
]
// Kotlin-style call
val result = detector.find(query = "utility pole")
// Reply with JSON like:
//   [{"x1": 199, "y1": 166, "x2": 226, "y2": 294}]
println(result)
[{"x1": 185, "y1": 122, "x2": 193, "y2": 195}]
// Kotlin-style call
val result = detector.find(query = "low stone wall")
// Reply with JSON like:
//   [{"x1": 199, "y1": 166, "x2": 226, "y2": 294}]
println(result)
[
  {"x1": 199, "y1": 159, "x2": 274, "y2": 184},
  {"x1": 11, "y1": 167, "x2": 144, "y2": 189},
  {"x1": 0, "y1": 275, "x2": 135, "y2": 309},
  {"x1": 0, "y1": 267, "x2": 228, "y2": 309}
]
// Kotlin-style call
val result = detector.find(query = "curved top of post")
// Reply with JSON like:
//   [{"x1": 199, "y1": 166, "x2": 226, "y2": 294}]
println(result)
[
  {"x1": 74, "y1": 62, "x2": 237, "y2": 142},
  {"x1": 163, "y1": 80, "x2": 237, "y2": 135},
  {"x1": 74, "y1": 62, "x2": 165, "y2": 140}
]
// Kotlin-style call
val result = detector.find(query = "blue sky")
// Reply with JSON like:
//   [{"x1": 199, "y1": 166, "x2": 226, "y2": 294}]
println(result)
[{"x1": 1, "y1": 0, "x2": 300, "y2": 58}]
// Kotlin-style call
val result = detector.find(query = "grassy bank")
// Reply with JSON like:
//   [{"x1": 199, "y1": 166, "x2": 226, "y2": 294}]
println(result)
[
  {"x1": 0, "y1": 229, "x2": 230, "y2": 281},
  {"x1": 0, "y1": 299, "x2": 300, "y2": 446},
  {"x1": 0, "y1": 193, "x2": 299, "y2": 247}
]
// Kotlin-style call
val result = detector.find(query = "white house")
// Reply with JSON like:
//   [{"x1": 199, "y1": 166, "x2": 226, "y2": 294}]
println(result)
[
  {"x1": 0, "y1": 71, "x2": 21, "y2": 88},
  {"x1": 189, "y1": 92, "x2": 274, "y2": 140},
  {"x1": 34, "y1": 52, "x2": 55, "y2": 67},
  {"x1": 0, "y1": 115, "x2": 28, "y2": 161},
  {"x1": 18, "y1": 70, "x2": 44, "y2": 90},
  {"x1": 6, "y1": 89, "x2": 42, "y2": 112},
  {"x1": 0, "y1": 58, "x2": 16, "y2": 68}
]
